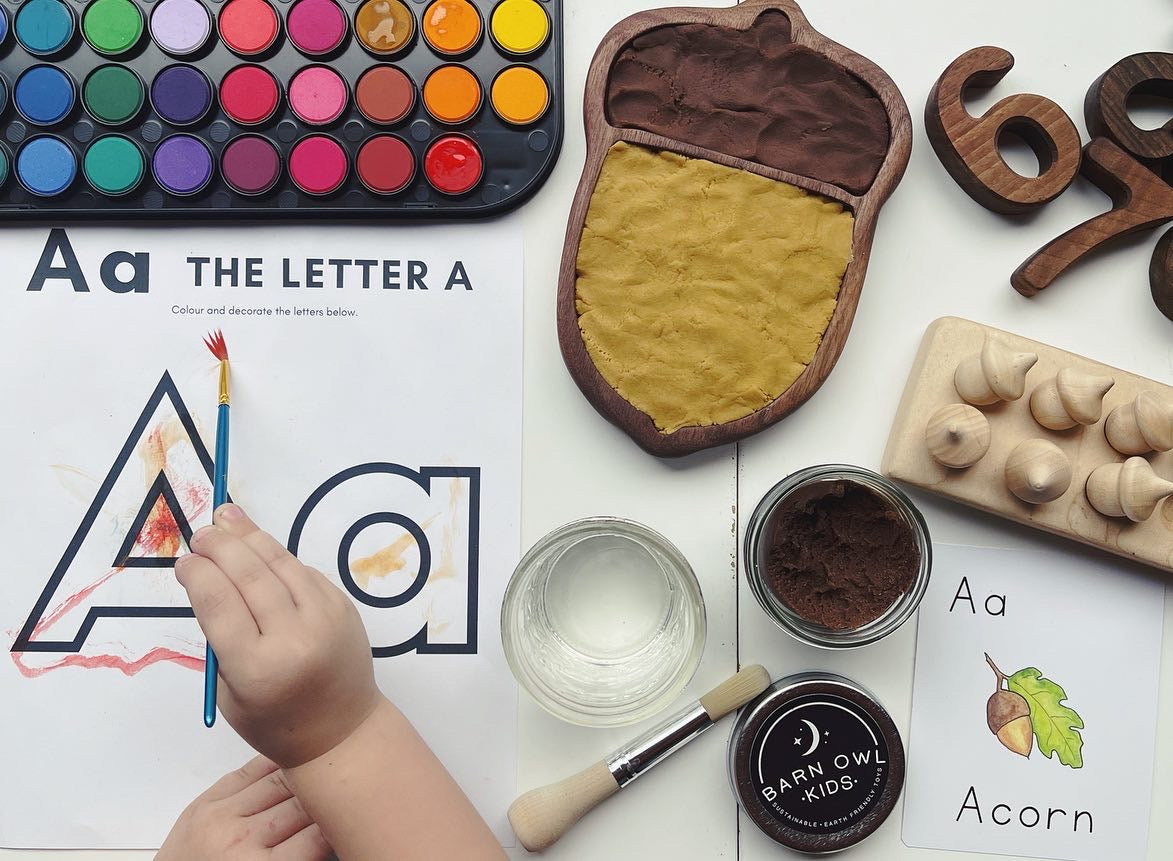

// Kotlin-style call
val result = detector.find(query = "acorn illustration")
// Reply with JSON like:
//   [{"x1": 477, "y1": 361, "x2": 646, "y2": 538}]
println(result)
[{"x1": 985, "y1": 654, "x2": 1032, "y2": 758}]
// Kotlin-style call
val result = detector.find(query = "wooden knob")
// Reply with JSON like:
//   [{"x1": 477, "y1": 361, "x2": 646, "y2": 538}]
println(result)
[
  {"x1": 1087, "y1": 457, "x2": 1173, "y2": 522},
  {"x1": 1029, "y1": 368, "x2": 1114, "y2": 430},
  {"x1": 954, "y1": 338, "x2": 1038, "y2": 405},
  {"x1": 1105, "y1": 392, "x2": 1173, "y2": 455},
  {"x1": 1005, "y1": 439, "x2": 1072, "y2": 504},
  {"x1": 925, "y1": 403, "x2": 991, "y2": 468},
  {"x1": 508, "y1": 761, "x2": 620, "y2": 852}
]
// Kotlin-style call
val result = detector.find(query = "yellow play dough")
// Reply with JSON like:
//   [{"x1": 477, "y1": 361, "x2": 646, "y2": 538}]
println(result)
[{"x1": 575, "y1": 142, "x2": 855, "y2": 434}]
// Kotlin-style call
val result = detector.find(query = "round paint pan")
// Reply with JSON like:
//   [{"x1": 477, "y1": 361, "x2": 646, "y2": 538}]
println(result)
[
  {"x1": 220, "y1": 64, "x2": 281, "y2": 125},
  {"x1": 0, "y1": 7, "x2": 11, "y2": 48},
  {"x1": 83, "y1": 64, "x2": 145, "y2": 126},
  {"x1": 355, "y1": 64, "x2": 414, "y2": 125},
  {"x1": 218, "y1": 0, "x2": 280, "y2": 56},
  {"x1": 288, "y1": 64, "x2": 348, "y2": 126},
  {"x1": 0, "y1": 75, "x2": 9, "y2": 118},
  {"x1": 423, "y1": 133, "x2": 481, "y2": 195},
  {"x1": 490, "y1": 64, "x2": 548, "y2": 125},
  {"x1": 422, "y1": 64, "x2": 481, "y2": 125},
  {"x1": 15, "y1": 135, "x2": 77, "y2": 196},
  {"x1": 354, "y1": 0, "x2": 413, "y2": 57},
  {"x1": 150, "y1": 64, "x2": 215, "y2": 126},
  {"x1": 14, "y1": 65, "x2": 76, "y2": 127},
  {"x1": 152, "y1": 133, "x2": 214, "y2": 195},
  {"x1": 356, "y1": 134, "x2": 414, "y2": 194},
  {"x1": 421, "y1": 0, "x2": 481, "y2": 57},
  {"x1": 0, "y1": 144, "x2": 11, "y2": 187},
  {"x1": 14, "y1": 0, "x2": 76, "y2": 57},
  {"x1": 287, "y1": 0, "x2": 348, "y2": 56},
  {"x1": 149, "y1": 0, "x2": 213, "y2": 57},
  {"x1": 82, "y1": 0, "x2": 144, "y2": 57},
  {"x1": 83, "y1": 134, "x2": 145, "y2": 195},
  {"x1": 221, "y1": 133, "x2": 281, "y2": 195},
  {"x1": 288, "y1": 134, "x2": 348, "y2": 195},
  {"x1": 489, "y1": 0, "x2": 549, "y2": 57}
]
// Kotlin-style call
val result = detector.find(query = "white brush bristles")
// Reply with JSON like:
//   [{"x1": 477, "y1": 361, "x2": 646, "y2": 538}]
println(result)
[{"x1": 699, "y1": 664, "x2": 771, "y2": 721}]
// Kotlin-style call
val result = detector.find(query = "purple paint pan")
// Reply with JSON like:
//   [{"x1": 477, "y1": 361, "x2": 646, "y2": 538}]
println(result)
[
  {"x1": 150, "y1": 64, "x2": 213, "y2": 125},
  {"x1": 149, "y1": 0, "x2": 212, "y2": 56},
  {"x1": 152, "y1": 133, "x2": 213, "y2": 194}
]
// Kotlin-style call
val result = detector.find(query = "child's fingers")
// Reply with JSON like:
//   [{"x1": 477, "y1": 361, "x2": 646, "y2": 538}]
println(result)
[
  {"x1": 190, "y1": 525, "x2": 296, "y2": 632},
  {"x1": 174, "y1": 553, "x2": 260, "y2": 650},
  {"x1": 271, "y1": 823, "x2": 332, "y2": 861},
  {"x1": 201, "y1": 755, "x2": 279, "y2": 802},
  {"x1": 233, "y1": 767, "x2": 294, "y2": 817},
  {"x1": 255, "y1": 795, "x2": 315, "y2": 848},
  {"x1": 213, "y1": 504, "x2": 323, "y2": 606}
]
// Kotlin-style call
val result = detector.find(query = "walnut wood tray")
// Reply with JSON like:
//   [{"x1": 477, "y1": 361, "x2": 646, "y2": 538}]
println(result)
[
  {"x1": 556, "y1": 0, "x2": 912, "y2": 457},
  {"x1": 882, "y1": 317, "x2": 1173, "y2": 574}
]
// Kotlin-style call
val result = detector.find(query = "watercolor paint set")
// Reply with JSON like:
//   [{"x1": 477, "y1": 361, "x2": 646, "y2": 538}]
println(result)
[{"x1": 0, "y1": 0, "x2": 562, "y2": 217}]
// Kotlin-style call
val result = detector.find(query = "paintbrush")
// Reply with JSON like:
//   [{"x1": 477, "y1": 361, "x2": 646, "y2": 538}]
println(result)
[
  {"x1": 202, "y1": 330, "x2": 230, "y2": 728},
  {"x1": 508, "y1": 664, "x2": 771, "y2": 852}
]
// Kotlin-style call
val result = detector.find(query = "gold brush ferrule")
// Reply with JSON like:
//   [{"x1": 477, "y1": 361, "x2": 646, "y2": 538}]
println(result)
[{"x1": 218, "y1": 361, "x2": 230, "y2": 405}]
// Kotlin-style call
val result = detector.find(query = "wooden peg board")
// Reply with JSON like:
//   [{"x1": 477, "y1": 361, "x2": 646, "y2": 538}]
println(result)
[{"x1": 881, "y1": 317, "x2": 1173, "y2": 574}]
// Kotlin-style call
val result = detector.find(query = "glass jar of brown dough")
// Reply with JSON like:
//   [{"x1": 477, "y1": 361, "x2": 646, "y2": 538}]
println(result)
[{"x1": 744, "y1": 464, "x2": 931, "y2": 648}]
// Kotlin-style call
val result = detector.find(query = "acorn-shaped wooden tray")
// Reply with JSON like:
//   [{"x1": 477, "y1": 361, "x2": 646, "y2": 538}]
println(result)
[{"x1": 557, "y1": 0, "x2": 912, "y2": 457}]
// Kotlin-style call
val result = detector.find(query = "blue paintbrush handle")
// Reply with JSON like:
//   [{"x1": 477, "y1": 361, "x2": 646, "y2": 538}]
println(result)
[{"x1": 204, "y1": 402, "x2": 229, "y2": 728}]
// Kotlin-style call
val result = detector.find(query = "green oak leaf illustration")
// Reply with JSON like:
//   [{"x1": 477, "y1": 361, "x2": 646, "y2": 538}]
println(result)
[{"x1": 1007, "y1": 668, "x2": 1084, "y2": 769}]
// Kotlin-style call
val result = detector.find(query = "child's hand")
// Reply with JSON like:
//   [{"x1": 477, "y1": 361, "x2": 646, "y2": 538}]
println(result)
[
  {"x1": 157, "y1": 755, "x2": 331, "y2": 861},
  {"x1": 175, "y1": 504, "x2": 383, "y2": 768}
]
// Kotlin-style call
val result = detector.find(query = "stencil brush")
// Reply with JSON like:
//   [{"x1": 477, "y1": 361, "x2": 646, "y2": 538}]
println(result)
[
  {"x1": 202, "y1": 330, "x2": 230, "y2": 728},
  {"x1": 508, "y1": 664, "x2": 771, "y2": 852}
]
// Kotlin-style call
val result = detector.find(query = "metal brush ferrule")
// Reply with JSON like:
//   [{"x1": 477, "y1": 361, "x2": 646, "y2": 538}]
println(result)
[
  {"x1": 217, "y1": 362, "x2": 230, "y2": 405},
  {"x1": 605, "y1": 704, "x2": 712, "y2": 788}
]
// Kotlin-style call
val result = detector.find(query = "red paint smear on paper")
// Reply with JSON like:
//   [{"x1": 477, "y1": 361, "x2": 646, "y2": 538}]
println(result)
[
  {"x1": 134, "y1": 496, "x2": 183, "y2": 558},
  {"x1": 11, "y1": 647, "x2": 204, "y2": 678},
  {"x1": 15, "y1": 567, "x2": 204, "y2": 676},
  {"x1": 31, "y1": 568, "x2": 121, "y2": 638}
]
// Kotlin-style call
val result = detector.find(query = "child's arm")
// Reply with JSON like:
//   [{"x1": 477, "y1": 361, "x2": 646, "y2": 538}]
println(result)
[{"x1": 175, "y1": 503, "x2": 505, "y2": 861}]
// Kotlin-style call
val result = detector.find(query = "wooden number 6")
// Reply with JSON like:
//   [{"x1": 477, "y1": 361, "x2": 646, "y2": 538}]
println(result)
[{"x1": 926, "y1": 46, "x2": 1082, "y2": 214}]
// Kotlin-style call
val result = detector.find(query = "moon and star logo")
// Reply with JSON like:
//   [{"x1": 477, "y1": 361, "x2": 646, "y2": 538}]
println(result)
[{"x1": 794, "y1": 719, "x2": 830, "y2": 756}]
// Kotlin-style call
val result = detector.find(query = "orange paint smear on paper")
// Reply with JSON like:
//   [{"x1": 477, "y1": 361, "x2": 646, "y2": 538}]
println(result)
[
  {"x1": 141, "y1": 419, "x2": 212, "y2": 518},
  {"x1": 141, "y1": 420, "x2": 184, "y2": 475},
  {"x1": 351, "y1": 515, "x2": 438, "y2": 589},
  {"x1": 427, "y1": 481, "x2": 466, "y2": 583}
]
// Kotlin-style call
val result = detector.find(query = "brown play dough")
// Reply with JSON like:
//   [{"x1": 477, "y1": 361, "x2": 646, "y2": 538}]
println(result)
[
  {"x1": 575, "y1": 142, "x2": 854, "y2": 434},
  {"x1": 605, "y1": 12, "x2": 891, "y2": 195},
  {"x1": 764, "y1": 480, "x2": 920, "y2": 630}
]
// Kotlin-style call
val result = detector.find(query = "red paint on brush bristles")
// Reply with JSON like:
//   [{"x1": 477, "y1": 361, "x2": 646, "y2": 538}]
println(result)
[{"x1": 204, "y1": 330, "x2": 229, "y2": 361}]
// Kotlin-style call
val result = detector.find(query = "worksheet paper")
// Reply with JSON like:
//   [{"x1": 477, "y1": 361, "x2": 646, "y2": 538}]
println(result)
[
  {"x1": 902, "y1": 543, "x2": 1164, "y2": 861},
  {"x1": 0, "y1": 222, "x2": 522, "y2": 848}
]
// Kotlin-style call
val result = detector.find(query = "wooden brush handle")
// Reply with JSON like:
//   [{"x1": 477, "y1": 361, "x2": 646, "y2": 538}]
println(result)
[{"x1": 507, "y1": 761, "x2": 620, "y2": 852}]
